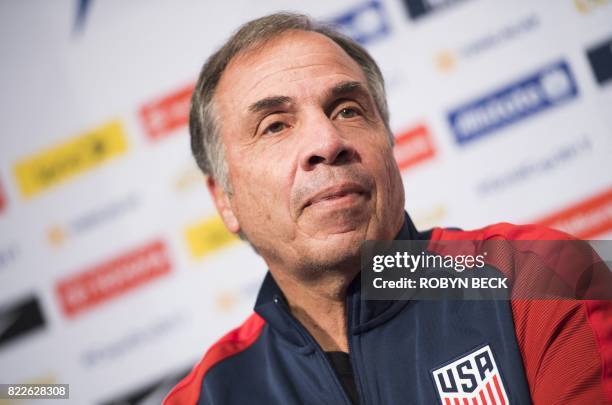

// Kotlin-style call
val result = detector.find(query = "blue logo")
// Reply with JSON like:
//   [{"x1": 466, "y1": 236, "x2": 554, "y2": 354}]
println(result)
[
  {"x1": 74, "y1": 0, "x2": 93, "y2": 33},
  {"x1": 587, "y1": 36, "x2": 612, "y2": 86},
  {"x1": 448, "y1": 60, "x2": 579, "y2": 145},
  {"x1": 329, "y1": 0, "x2": 391, "y2": 45},
  {"x1": 402, "y1": 0, "x2": 466, "y2": 21}
]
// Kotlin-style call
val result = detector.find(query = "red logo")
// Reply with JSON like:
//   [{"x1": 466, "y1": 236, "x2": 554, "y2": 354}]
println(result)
[
  {"x1": 140, "y1": 83, "x2": 194, "y2": 140},
  {"x1": 432, "y1": 345, "x2": 509, "y2": 405},
  {"x1": 537, "y1": 187, "x2": 612, "y2": 239},
  {"x1": 0, "y1": 178, "x2": 6, "y2": 214},
  {"x1": 56, "y1": 240, "x2": 172, "y2": 317},
  {"x1": 393, "y1": 125, "x2": 436, "y2": 171}
]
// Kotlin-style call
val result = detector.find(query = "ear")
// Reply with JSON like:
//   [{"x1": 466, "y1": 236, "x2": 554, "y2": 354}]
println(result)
[{"x1": 206, "y1": 176, "x2": 241, "y2": 234}]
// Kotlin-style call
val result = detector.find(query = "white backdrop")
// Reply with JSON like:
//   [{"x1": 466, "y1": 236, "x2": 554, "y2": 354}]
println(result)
[{"x1": 0, "y1": 0, "x2": 611, "y2": 403}]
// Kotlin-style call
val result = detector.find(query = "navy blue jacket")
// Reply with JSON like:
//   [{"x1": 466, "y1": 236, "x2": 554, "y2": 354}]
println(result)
[{"x1": 165, "y1": 214, "x2": 612, "y2": 404}]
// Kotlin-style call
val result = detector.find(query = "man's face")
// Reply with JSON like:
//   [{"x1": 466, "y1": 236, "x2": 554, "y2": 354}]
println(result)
[{"x1": 213, "y1": 30, "x2": 405, "y2": 274}]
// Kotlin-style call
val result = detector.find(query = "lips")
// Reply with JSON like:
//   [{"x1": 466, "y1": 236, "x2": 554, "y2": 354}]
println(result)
[{"x1": 303, "y1": 183, "x2": 369, "y2": 210}]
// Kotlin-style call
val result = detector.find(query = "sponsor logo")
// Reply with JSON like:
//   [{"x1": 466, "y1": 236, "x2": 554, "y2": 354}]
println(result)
[
  {"x1": 448, "y1": 60, "x2": 578, "y2": 145},
  {"x1": 574, "y1": 0, "x2": 611, "y2": 14},
  {"x1": 435, "y1": 14, "x2": 540, "y2": 73},
  {"x1": 537, "y1": 187, "x2": 612, "y2": 239},
  {"x1": 13, "y1": 121, "x2": 128, "y2": 198},
  {"x1": 140, "y1": 83, "x2": 194, "y2": 140},
  {"x1": 215, "y1": 291, "x2": 238, "y2": 313},
  {"x1": 0, "y1": 177, "x2": 6, "y2": 214},
  {"x1": 435, "y1": 51, "x2": 457, "y2": 73},
  {"x1": 47, "y1": 194, "x2": 140, "y2": 247},
  {"x1": 586, "y1": 36, "x2": 612, "y2": 86},
  {"x1": 402, "y1": 0, "x2": 466, "y2": 21},
  {"x1": 55, "y1": 240, "x2": 172, "y2": 318},
  {"x1": 329, "y1": 0, "x2": 390, "y2": 45},
  {"x1": 0, "y1": 295, "x2": 46, "y2": 350},
  {"x1": 100, "y1": 366, "x2": 190, "y2": 404},
  {"x1": 173, "y1": 165, "x2": 204, "y2": 192},
  {"x1": 74, "y1": 0, "x2": 93, "y2": 32},
  {"x1": 393, "y1": 124, "x2": 436, "y2": 171},
  {"x1": 184, "y1": 215, "x2": 239, "y2": 259},
  {"x1": 215, "y1": 279, "x2": 261, "y2": 314},
  {"x1": 432, "y1": 345, "x2": 508, "y2": 404},
  {"x1": 476, "y1": 136, "x2": 592, "y2": 195},
  {"x1": 413, "y1": 205, "x2": 447, "y2": 230}
]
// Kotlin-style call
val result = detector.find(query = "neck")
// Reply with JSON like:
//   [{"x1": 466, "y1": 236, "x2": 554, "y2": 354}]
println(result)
[{"x1": 271, "y1": 267, "x2": 357, "y2": 353}]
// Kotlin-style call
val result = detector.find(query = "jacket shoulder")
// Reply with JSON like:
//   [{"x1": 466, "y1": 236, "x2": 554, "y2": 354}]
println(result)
[
  {"x1": 163, "y1": 313, "x2": 266, "y2": 405},
  {"x1": 431, "y1": 222, "x2": 575, "y2": 241},
  {"x1": 432, "y1": 222, "x2": 612, "y2": 401}
]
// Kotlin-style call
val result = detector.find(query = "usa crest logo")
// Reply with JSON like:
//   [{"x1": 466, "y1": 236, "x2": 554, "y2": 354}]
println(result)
[{"x1": 431, "y1": 345, "x2": 509, "y2": 405}]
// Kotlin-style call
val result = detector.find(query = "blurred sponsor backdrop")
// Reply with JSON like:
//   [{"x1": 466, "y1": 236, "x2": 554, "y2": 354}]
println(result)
[{"x1": 0, "y1": 0, "x2": 611, "y2": 403}]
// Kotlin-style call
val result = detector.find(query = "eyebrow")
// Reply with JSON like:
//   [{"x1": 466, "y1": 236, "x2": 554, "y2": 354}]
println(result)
[
  {"x1": 248, "y1": 95, "x2": 293, "y2": 114},
  {"x1": 327, "y1": 81, "x2": 367, "y2": 100},
  {"x1": 246, "y1": 81, "x2": 370, "y2": 115}
]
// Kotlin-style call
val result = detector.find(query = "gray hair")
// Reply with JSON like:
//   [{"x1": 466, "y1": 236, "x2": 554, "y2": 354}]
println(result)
[{"x1": 189, "y1": 12, "x2": 393, "y2": 191}]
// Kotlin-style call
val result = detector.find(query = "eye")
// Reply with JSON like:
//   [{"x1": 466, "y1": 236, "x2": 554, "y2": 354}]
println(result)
[
  {"x1": 263, "y1": 121, "x2": 287, "y2": 135},
  {"x1": 336, "y1": 106, "x2": 361, "y2": 119}
]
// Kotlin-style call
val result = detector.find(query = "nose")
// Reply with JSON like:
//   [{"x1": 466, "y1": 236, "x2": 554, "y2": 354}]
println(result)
[{"x1": 299, "y1": 113, "x2": 357, "y2": 171}]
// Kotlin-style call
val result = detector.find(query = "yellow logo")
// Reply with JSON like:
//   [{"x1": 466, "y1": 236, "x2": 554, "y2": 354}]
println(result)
[
  {"x1": 185, "y1": 215, "x2": 239, "y2": 259},
  {"x1": 414, "y1": 205, "x2": 447, "y2": 230},
  {"x1": 215, "y1": 291, "x2": 238, "y2": 312},
  {"x1": 13, "y1": 121, "x2": 128, "y2": 198},
  {"x1": 434, "y1": 50, "x2": 457, "y2": 73},
  {"x1": 174, "y1": 165, "x2": 204, "y2": 192},
  {"x1": 574, "y1": 0, "x2": 611, "y2": 13},
  {"x1": 47, "y1": 225, "x2": 68, "y2": 246}
]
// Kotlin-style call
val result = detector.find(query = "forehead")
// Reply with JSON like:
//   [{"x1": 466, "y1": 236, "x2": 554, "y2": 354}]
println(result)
[{"x1": 215, "y1": 30, "x2": 367, "y2": 113}]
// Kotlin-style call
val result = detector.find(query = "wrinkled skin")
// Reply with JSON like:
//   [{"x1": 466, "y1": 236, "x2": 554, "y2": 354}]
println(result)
[{"x1": 209, "y1": 30, "x2": 405, "y2": 281}]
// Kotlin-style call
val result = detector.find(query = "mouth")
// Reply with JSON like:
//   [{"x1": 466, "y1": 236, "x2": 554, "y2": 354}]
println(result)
[{"x1": 303, "y1": 183, "x2": 370, "y2": 210}]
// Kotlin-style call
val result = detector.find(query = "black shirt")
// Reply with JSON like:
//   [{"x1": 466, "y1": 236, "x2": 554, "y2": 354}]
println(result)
[{"x1": 326, "y1": 351, "x2": 360, "y2": 405}]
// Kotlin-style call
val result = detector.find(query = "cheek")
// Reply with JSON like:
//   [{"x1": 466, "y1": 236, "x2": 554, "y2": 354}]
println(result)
[
  {"x1": 229, "y1": 152, "x2": 294, "y2": 221},
  {"x1": 369, "y1": 142, "x2": 401, "y2": 203},
  {"x1": 363, "y1": 133, "x2": 391, "y2": 166}
]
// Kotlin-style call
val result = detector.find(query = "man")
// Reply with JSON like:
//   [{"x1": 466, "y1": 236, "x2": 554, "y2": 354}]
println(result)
[{"x1": 164, "y1": 13, "x2": 611, "y2": 404}]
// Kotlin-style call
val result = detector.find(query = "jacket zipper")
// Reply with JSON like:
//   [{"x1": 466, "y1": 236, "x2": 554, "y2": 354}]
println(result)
[
  {"x1": 347, "y1": 291, "x2": 366, "y2": 405},
  {"x1": 273, "y1": 295, "x2": 354, "y2": 405}
]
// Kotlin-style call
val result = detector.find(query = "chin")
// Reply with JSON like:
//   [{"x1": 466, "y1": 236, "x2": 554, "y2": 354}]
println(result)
[
  {"x1": 304, "y1": 230, "x2": 365, "y2": 269},
  {"x1": 300, "y1": 204, "x2": 372, "y2": 236}
]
